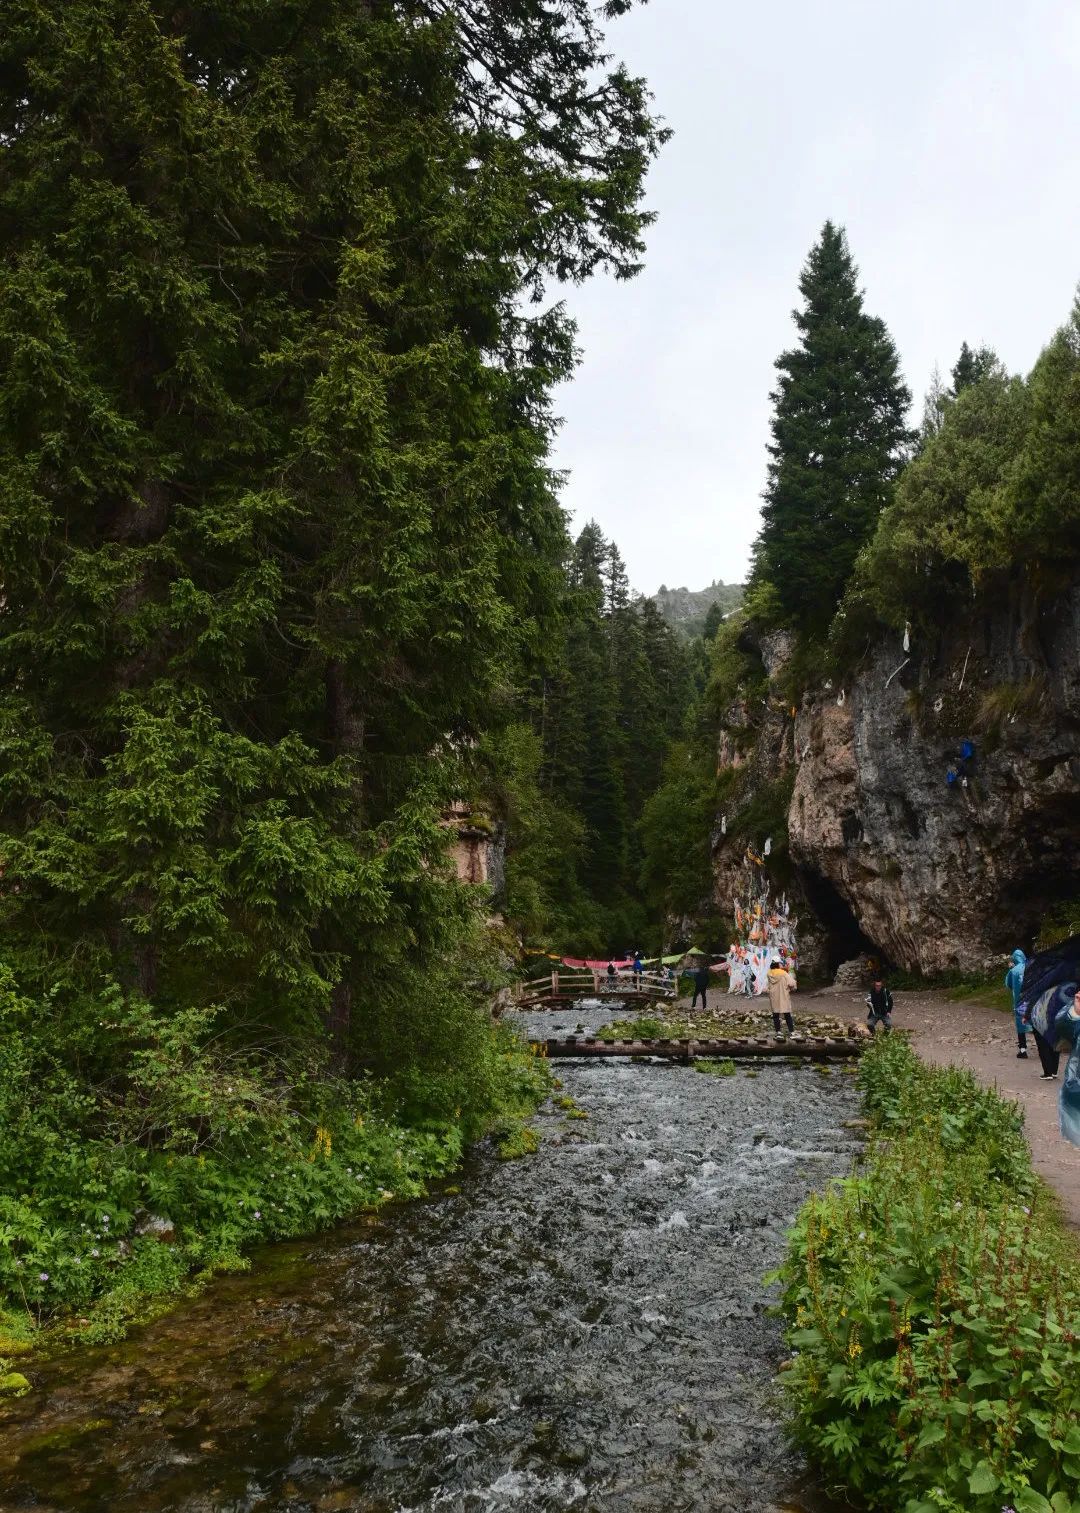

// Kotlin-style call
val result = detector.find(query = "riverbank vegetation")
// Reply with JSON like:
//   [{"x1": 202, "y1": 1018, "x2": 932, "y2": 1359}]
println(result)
[
  {"x1": 773, "y1": 1036, "x2": 1080, "y2": 1513},
  {"x1": 0, "y1": 0, "x2": 665, "y2": 1344}
]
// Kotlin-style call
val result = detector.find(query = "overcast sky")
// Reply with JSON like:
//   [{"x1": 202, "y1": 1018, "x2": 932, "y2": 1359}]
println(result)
[{"x1": 550, "y1": 0, "x2": 1080, "y2": 596}]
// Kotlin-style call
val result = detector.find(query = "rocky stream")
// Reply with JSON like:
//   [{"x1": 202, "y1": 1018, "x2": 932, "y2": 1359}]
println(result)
[{"x1": 0, "y1": 1007, "x2": 862, "y2": 1512}]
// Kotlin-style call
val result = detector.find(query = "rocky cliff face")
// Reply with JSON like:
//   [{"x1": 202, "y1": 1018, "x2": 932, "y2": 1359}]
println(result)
[
  {"x1": 445, "y1": 803, "x2": 507, "y2": 903},
  {"x1": 716, "y1": 585, "x2": 1080, "y2": 976}
]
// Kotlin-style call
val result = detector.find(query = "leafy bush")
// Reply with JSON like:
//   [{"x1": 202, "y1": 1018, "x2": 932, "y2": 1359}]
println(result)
[
  {"x1": 0, "y1": 963, "x2": 548, "y2": 1340},
  {"x1": 772, "y1": 1037, "x2": 1080, "y2": 1512},
  {"x1": 1036, "y1": 894, "x2": 1080, "y2": 952}
]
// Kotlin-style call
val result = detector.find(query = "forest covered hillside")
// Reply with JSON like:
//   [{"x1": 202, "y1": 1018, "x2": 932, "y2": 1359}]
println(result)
[{"x1": 652, "y1": 580, "x2": 744, "y2": 638}]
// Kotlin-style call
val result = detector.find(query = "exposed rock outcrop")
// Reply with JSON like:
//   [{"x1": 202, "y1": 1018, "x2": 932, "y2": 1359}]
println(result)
[
  {"x1": 444, "y1": 803, "x2": 507, "y2": 903},
  {"x1": 791, "y1": 584, "x2": 1080, "y2": 973},
  {"x1": 714, "y1": 585, "x2": 1080, "y2": 976}
]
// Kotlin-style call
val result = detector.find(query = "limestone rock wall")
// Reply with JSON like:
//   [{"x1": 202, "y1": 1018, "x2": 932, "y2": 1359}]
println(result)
[{"x1": 788, "y1": 584, "x2": 1080, "y2": 973}]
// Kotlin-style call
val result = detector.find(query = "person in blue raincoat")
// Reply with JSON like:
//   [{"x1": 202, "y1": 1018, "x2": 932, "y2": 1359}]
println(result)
[{"x1": 1005, "y1": 949, "x2": 1029, "y2": 1059}]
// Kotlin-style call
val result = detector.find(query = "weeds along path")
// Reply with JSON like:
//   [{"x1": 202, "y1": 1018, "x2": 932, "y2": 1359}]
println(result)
[{"x1": 811, "y1": 987, "x2": 1080, "y2": 1228}]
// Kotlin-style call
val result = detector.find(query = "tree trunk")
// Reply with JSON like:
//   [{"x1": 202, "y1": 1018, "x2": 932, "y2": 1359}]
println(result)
[{"x1": 324, "y1": 659, "x2": 366, "y2": 1066}]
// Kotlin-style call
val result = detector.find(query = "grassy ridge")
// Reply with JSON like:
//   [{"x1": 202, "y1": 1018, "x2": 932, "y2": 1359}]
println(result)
[{"x1": 772, "y1": 1036, "x2": 1080, "y2": 1513}]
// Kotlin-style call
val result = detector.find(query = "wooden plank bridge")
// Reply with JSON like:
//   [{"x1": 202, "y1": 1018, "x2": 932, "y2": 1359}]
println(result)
[
  {"x1": 513, "y1": 969, "x2": 676, "y2": 1010},
  {"x1": 530, "y1": 1032, "x2": 864, "y2": 1062}
]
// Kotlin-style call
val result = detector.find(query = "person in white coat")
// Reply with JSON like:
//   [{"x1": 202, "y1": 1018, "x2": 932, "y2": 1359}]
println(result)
[{"x1": 766, "y1": 958, "x2": 797, "y2": 1036}]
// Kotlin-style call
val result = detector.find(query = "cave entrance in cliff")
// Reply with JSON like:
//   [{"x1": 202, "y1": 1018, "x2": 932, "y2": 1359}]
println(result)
[{"x1": 798, "y1": 869, "x2": 882, "y2": 978}]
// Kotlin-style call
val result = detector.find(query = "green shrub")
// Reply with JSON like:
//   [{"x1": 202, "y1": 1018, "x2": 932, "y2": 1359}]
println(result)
[
  {"x1": 493, "y1": 1121, "x2": 540, "y2": 1160},
  {"x1": 1037, "y1": 893, "x2": 1080, "y2": 952},
  {"x1": 772, "y1": 1037, "x2": 1080, "y2": 1512},
  {"x1": 0, "y1": 963, "x2": 548, "y2": 1337}
]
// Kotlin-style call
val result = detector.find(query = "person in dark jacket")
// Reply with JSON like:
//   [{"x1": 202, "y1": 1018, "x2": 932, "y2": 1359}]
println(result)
[
  {"x1": 1015, "y1": 936, "x2": 1080, "y2": 1081},
  {"x1": 691, "y1": 963, "x2": 709, "y2": 1010},
  {"x1": 865, "y1": 977, "x2": 893, "y2": 1035}
]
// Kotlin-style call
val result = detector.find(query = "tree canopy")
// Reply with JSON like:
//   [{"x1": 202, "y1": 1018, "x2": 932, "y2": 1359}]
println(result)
[
  {"x1": 751, "y1": 222, "x2": 913, "y2": 631},
  {"x1": 0, "y1": 0, "x2": 664, "y2": 1064}
]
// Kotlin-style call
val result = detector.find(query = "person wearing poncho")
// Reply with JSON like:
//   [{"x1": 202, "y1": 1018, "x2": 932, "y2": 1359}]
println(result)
[
  {"x1": 1017, "y1": 935, "x2": 1080, "y2": 1146},
  {"x1": 1059, "y1": 988, "x2": 1080, "y2": 1148},
  {"x1": 1005, "y1": 948, "x2": 1029, "y2": 1059}
]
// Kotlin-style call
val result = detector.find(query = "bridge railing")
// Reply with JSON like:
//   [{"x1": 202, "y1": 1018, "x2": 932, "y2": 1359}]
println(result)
[{"x1": 512, "y1": 969, "x2": 676, "y2": 1003}]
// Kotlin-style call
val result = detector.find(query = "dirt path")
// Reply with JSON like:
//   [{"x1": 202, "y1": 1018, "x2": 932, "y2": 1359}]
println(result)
[{"x1": 808, "y1": 987, "x2": 1080, "y2": 1228}]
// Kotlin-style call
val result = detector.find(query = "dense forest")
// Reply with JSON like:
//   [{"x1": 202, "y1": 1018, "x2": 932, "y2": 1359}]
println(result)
[
  {"x1": 481, "y1": 521, "x2": 700, "y2": 958},
  {"x1": 0, "y1": 0, "x2": 672, "y2": 1331}
]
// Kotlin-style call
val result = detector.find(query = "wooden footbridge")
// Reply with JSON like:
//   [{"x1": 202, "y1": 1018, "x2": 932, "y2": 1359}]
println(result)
[
  {"x1": 530, "y1": 1030, "x2": 865, "y2": 1062},
  {"x1": 512, "y1": 969, "x2": 677, "y2": 1010}
]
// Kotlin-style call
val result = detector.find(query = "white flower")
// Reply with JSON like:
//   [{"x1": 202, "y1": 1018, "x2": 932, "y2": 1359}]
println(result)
[
  {"x1": 91, "y1": 1249, "x2": 100, "y2": 1258},
  {"x1": 253, "y1": 1211, "x2": 261, "y2": 1220},
  {"x1": 101, "y1": 1215, "x2": 109, "y2": 1225},
  {"x1": 39, "y1": 1271, "x2": 49, "y2": 1282}
]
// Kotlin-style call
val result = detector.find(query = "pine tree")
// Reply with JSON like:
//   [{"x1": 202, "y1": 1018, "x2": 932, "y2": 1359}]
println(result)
[
  {"x1": 702, "y1": 600, "x2": 725, "y2": 642},
  {"x1": 918, "y1": 364, "x2": 950, "y2": 450},
  {"x1": 752, "y1": 222, "x2": 913, "y2": 630},
  {"x1": 951, "y1": 341, "x2": 1000, "y2": 394},
  {"x1": 0, "y1": 2, "x2": 663, "y2": 1063}
]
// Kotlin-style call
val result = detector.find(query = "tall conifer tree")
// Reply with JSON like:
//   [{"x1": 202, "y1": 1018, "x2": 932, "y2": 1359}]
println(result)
[
  {"x1": 752, "y1": 222, "x2": 912, "y2": 630},
  {"x1": 0, "y1": 1, "x2": 664, "y2": 1062}
]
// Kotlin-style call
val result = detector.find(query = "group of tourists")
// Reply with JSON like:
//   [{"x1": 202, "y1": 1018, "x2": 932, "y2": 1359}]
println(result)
[{"x1": 1005, "y1": 941, "x2": 1080, "y2": 1146}]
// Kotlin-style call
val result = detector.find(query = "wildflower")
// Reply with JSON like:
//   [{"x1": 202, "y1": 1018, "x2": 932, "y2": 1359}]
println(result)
[
  {"x1": 73, "y1": 1257, "x2": 81, "y2": 1265},
  {"x1": 91, "y1": 1249, "x2": 100, "y2": 1258},
  {"x1": 253, "y1": 1211, "x2": 261, "y2": 1220},
  {"x1": 39, "y1": 1271, "x2": 49, "y2": 1282},
  {"x1": 857, "y1": 1231, "x2": 866, "y2": 1240},
  {"x1": 101, "y1": 1215, "x2": 109, "y2": 1225},
  {"x1": 1021, "y1": 1206, "x2": 1030, "y2": 1215}
]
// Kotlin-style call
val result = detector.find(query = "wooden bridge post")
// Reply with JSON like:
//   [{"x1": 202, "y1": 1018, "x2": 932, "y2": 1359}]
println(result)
[{"x1": 551, "y1": 969, "x2": 559, "y2": 997}]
